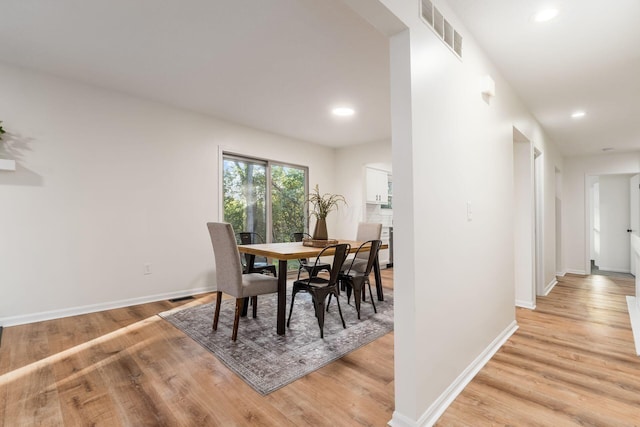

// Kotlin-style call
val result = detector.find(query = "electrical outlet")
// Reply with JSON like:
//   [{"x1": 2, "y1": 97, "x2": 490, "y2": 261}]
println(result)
[
  {"x1": 466, "y1": 201, "x2": 473, "y2": 221},
  {"x1": 144, "y1": 263, "x2": 152, "y2": 275}
]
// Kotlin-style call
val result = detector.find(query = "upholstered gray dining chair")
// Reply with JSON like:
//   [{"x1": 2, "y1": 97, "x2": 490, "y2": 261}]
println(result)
[
  {"x1": 348, "y1": 222, "x2": 382, "y2": 273},
  {"x1": 207, "y1": 222, "x2": 278, "y2": 341}
]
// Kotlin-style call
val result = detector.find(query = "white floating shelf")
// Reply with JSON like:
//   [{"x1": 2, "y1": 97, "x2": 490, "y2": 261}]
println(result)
[{"x1": 0, "y1": 158, "x2": 16, "y2": 171}]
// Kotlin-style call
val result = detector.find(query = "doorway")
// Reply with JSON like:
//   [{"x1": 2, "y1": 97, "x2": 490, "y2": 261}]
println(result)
[
  {"x1": 587, "y1": 173, "x2": 636, "y2": 278},
  {"x1": 534, "y1": 148, "x2": 545, "y2": 295},
  {"x1": 513, "y1": 127, "x2": 536, "y2": 308}
]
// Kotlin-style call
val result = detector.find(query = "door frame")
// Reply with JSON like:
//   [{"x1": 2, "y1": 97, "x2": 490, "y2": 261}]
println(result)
[{"x1": 584, "y1": 172, "x2": 638, "y2": 275}]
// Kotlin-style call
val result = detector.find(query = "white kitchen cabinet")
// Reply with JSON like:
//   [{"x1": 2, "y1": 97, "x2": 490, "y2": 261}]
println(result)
[{"x1": 366, "y1": 167, "x2": 388, "y2": 204}]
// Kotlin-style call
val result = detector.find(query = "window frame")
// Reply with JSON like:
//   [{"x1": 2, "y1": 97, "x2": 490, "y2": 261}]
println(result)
[{"x1": 220, "y1": 150, "x2": 309, "y2": 243}]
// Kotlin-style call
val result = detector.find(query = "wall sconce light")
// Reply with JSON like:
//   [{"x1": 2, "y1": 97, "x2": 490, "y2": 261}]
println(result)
[{"x1": 481, "y1": 75, "x2": 495, "y2": 97}]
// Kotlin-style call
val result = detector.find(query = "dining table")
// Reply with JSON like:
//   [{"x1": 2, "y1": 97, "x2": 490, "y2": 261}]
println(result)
[{"x1": 237, "y1": 239, "x2": 388, "y2": 335}]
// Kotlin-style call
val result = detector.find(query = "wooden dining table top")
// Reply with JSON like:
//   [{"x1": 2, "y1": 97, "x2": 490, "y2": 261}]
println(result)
[{"x1": 237, "y1": 240, "x2": 388, "y2": 260}]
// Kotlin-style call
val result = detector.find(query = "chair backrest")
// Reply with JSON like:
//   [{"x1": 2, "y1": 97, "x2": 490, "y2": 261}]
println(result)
[
  {"x1": 346, "y1": 239, "x2": 382, "y2": 277},
  {"x1": 292, "y1": 232, "x2": 311, "y2": 263},
  {"x1": 292, "y1": 232, "x2": 312, "y2": 243},
  {"x1": 207, "y1": 222, "x2": 244, "y2": 297},
  {"x1": 306, "y1": 243, "x2": 350, "y2": 287},
  {"x1": 238, "y1": 231, "x2": 267, "y2": 264},
  {"x1": 238, "y1": 232, "x2": 265, "y2": 245},
  {"x1": 355, "y1": 222, "x2": 382, "y2": 259}
]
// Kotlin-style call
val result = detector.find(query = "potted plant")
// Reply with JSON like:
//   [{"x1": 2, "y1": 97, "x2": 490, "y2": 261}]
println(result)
[{"x1": 307, "y1": 184, "x2": 346, "y2": 240}]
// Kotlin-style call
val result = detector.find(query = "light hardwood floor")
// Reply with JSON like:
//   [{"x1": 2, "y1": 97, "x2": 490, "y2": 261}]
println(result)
[
  {"x1": 0, "y1": 269, "x2": 395, "y2": 427},
  {"x1": 438, "y1": 273, "x2": 640, "y2": 426},
  {"x1": 2, "y1": 271, "x2": 639, "y2": 426}
]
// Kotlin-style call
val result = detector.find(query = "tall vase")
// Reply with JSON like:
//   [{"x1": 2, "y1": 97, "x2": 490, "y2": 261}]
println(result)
[{"x1": 313, "y1": 218, "x2": 328, "y2": 240}]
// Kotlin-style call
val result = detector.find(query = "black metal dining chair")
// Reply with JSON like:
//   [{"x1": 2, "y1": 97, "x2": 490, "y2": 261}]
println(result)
[
  {"x1": 292, "y1": 232, "x2": 332, "y2": 280},
  {"x1": 338, "y1": 239, "x2": 382, "y2": 319},
  {"x1": 287, "y1": 243, "x2": 350, "y2": 338},
  {"x1": 237, "y1": 231, "x2": 277, "y2": 277}
]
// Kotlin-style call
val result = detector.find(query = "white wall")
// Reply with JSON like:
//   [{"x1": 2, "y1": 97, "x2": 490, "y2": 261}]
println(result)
[
  {"x1": 513, "y1": 140, "x2": 534, "y2": 308},
  {"x1": 563, "y1": 153, "x2": 640, "y2": 274},
  {"x1": 598, "y1": 174, "x2": 632, "y2": 273},
  {"x1": 0, "y1": 62, "x2": 337, "y2": 325},
  {"x1": 334, "y1": 140, "x2": 392, "y2": 238},
  {"x1": 347, "y1": 0, "x2": 564, "y2": 424}
]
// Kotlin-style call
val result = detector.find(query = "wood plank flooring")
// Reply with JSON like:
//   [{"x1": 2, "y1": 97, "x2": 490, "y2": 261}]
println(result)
[
  {"x1": 0, "y1": 269, "x2": 394, "y2": 427},
  {"x1": 438, "y1": 273, "x2": 640, "y2": 426},
  {"x1": 2, "y1": 271, "x2": 639, "y2": 426}
]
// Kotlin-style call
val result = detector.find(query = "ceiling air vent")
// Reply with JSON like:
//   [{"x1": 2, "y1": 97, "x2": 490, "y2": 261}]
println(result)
[
  {"x1": 421, "y1": 0, "x2": 434, "y2": 25},
  {"x1": 419, "y1": 0, "x2": 463, "y2": 59},
  {"x1": 433, "y1": 7, "x2": 444, "y2": 38},
  {"x1": 453, "y1": 30, "x2": 463, "y2": 56}
]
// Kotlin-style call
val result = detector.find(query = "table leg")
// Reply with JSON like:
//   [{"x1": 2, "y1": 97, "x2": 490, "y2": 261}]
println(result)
[
  {"x1": 277, "y1": 259, "x2": 287, "y2": 335},
  {"x1": 373, "y1": 256, "x2": 384, "y2": 301}
]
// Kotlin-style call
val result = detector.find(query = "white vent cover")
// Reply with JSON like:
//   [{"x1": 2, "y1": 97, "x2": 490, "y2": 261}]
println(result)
[
  {"x1": 419, "y1": 0, "x2": 463, "y2": 59},
  {"x1": 421, "y1": 0, "x2": 434, "y2": 25}
]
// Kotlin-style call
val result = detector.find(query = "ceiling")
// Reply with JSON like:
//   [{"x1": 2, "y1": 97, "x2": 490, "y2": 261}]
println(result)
[
  {"x1": 447, "y1": 0, "x2": 640, "y2": 156},
  {"x1": 0, "y1": 0, "x2": 390, "y2": 148},
  {"x1": 0, "y1": 1, "x2": 638, "y2": 156}
]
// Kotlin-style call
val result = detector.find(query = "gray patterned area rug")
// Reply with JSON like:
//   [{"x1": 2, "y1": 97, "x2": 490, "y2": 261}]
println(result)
[{"x1": 159, "y1": 289, "x2": 393, "y2": 395}]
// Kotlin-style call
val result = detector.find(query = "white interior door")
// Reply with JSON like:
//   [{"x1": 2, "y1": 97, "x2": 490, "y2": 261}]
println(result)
[
  {"x1": 598, "y1": 175, "x2": 631, "y2": 273},
  {"x1": 630, "y1": 174, "x2": 639, "y2": 276}
]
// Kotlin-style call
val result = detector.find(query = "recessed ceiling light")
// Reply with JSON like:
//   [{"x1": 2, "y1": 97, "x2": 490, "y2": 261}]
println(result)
[
  {"x1": 571, "y1": 111, "x2": 586, "y2": 118},
  {"x1": 533, "y1": 8, "x2": 558, "y2": 22},
  {"x1": 331, "y1": 107, "x2": 355, "y2": 117}
]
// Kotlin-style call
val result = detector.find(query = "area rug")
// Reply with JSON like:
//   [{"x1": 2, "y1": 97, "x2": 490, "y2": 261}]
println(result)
[{"x1": 159, "y1": 289, "x2": 393, "y2": 395}]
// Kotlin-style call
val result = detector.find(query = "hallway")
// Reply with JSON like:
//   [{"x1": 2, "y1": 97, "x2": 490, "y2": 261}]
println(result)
[{"x1": 438, "y1": 273, "x2": 639, "y2": 425}]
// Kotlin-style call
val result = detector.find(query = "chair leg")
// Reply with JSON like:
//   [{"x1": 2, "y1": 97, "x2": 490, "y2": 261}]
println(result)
[
  {"x1": 212, "y1": 291, "x2": 222, "y2": 330},
  {"x1": 312, "y1": 293, "x2": 327, "y2": 339},
  {"x1": 252, "y1": 296, "x2": 258, "y2": 318},
  {"x1": 345, "y1": 280, "x2": 353, "y2": 304},
  {"x1": 352, "y1": 278, "x2": 364, "y2": 320},
  {"x1": 334, "y1": 291, "x2": 346, "y2": 329},
  {"x1": 232, "y1": 298, "x2": 244, "y2": 341},
  {"x1": 367, "y1": 280, "x2": 377, "y2": 313},
  {"x1": 287, "y1": 289, "x2": 298, "y2": 327},
  {"x1": 241, "y1": 298, "x2": 249, "y2": 317}
]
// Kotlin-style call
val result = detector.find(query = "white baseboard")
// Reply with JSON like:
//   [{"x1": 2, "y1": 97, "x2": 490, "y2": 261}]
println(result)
[
  {"x1": 515, "y1": 299, "x2": 536, "y2": 310},
  {"x1": 625, "y1": 296, "x2": 640, "y2": 356},
  {"x1": 565, "y1": 269, "x2": 588, "y2": 275},
  {"x1": 556, "y1": 270, "x2": 566, "y2": 277},
  {"x1": 0, "y1": 286, "x2": 216, "y2": 327},
  {"x1": 389, "y1": 321, "x2": 519, "y2": 427},
  {"x1": 542, "y1": 278, "x2": 558, "y2": 296}
]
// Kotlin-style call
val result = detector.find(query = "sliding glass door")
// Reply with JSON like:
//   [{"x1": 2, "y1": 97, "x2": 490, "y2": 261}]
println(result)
[
  {"x1": 222, "y1": 155, "x2": 268, "y2": 240},
  {"x1": 222, "y1": 153, "x2": 307, "y2": 245},
  {"x1": 271, "y1": 164, "x2": 307, "y2": 242}
]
